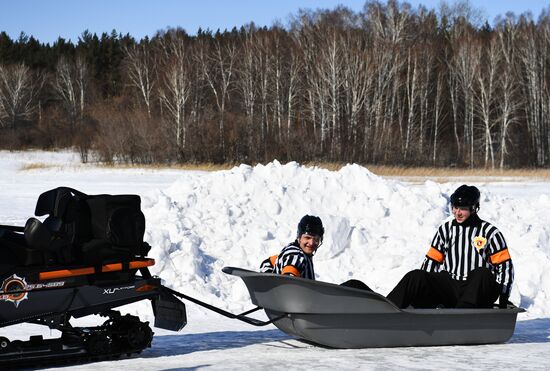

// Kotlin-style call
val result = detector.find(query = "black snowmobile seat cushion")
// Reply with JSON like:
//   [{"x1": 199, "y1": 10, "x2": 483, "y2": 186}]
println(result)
[
  {"x1": 42, "y1": 216, "x2": 63, "y2": 234},
  {"x1": 25, "y1": 187, "x2": 150, "y2": 266},
  {"x1": 0, "y1": 243, "x2": 18, "y2": 279},
  {"x1": 34, "y1": 186, "x2": 93, "y2": 244},
  {"x1": 34, "y1": 187, "x2": 73, "y2": 217},
  {"x1": 80, "y1": 194, "x2": 148, "y2": 264},
  {"x1": 87, "y1": 195, "x2": 145, "y2": 246},
  {"x1": 108, "y1": 206, "x2": 146, "y2": 247},
  {"x1": 0, "y1": 228, "x2": 43, "y2": 266},
  {"x1": 24, "y1": 218, "x2": 52, "y2": 250}
]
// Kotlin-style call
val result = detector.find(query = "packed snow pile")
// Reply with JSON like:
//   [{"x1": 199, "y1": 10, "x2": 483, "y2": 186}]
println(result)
[
  {"x1": 2, "y1": 152, "x2": 549, "y2": 368},
  {"x1": 141, "y1": 161, "x2": 550, "y2": 318},
  {"x1": 1, "y1": 152, "x2": 548, "y2": 318}
]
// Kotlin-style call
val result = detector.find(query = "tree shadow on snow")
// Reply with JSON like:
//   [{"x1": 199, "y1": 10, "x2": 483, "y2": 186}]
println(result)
[
  {"x1": 509, "y1": 318, "x2": 550, "y2": 344},
  {"x1": 142, "y1": 329, "x2": 291, "y2": 358}
]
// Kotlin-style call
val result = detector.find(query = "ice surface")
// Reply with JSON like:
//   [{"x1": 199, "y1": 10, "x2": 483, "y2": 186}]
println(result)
[{"x1": 0, "y1": 151, "x2": 548, "y2": 369}]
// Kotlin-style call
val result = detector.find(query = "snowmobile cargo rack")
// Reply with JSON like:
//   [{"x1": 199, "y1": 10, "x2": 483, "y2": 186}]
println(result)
[
  {"x1": 38, "y1": 258, "x2": 155, "y2": 280},
  {"x1": 222, "y1": 267, "x2": 525, "y2": 348}
]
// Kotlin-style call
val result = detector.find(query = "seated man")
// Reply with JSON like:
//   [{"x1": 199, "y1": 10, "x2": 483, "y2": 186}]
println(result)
[
  {"x1": 260, "y1": 215, "x2": 370, "y2": 290},
  {"x1": 387, "y1": 185, "x2": 514, "y2": 309},
  {"x1": 260, "y1": 214, "x2": 321, "y2": 279}
]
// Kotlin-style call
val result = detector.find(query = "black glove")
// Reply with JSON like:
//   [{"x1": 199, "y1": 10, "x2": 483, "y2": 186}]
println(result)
[{"x1": 499, "y1": 294, "x2": 509, "y2": 309}]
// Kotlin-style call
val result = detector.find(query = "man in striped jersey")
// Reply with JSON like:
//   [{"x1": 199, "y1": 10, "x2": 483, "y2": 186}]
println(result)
[
  {"x1": 259, "y1": 215, "x2": 322, "y2": 279},
  {"x1": 387, "y1": 185, "x2": 514, "y2": 309},
  {"x1": 259, "y1": 216, "x2": 372, "y2": 290}
]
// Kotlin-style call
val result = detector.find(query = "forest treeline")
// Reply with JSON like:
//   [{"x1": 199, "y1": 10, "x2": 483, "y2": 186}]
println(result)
[{"x1": 1, "y1": 0, "x2": 550, "y2": 168}]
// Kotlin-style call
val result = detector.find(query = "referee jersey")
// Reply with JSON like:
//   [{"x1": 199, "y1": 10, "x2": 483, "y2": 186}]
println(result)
[
  {"x1": 421, "y1": 214, "x2": 514, "y2": 296},
  {"x1": 259, "y1": 241, "x2": 315, "y2": 280}
]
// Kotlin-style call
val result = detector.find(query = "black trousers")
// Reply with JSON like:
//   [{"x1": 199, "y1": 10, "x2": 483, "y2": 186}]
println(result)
[
  {"x1": 341, "y1": 279, "x2": 372, "y2": 291},
  {"x1": 386, "y1": 267, "x2": 500, "y2": 309}
]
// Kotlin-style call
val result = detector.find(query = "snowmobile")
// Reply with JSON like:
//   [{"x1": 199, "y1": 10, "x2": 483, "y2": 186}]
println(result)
[
  {"x1": 223, "y1": 267, "x2": 525, "y2": 348},
  {"x1": 0, "y1": 187, "x2": 187, "y2": 367}
]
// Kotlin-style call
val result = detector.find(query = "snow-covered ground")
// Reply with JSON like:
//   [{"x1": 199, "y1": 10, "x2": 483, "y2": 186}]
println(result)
[{"x1": 1, "y1": 150, "x2": 549, "y2": 370}]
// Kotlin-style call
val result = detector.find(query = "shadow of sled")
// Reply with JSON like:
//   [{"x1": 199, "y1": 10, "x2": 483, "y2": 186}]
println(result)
[
  {"x1": 223, "y1": 267, "x2": 526, "y2": 349},
  {"x1": 143, "y1": 329, "x2": 290, "y2": 358},
  {"x1": 510, "y1": 318, "x2": 550, "y2": 344}
]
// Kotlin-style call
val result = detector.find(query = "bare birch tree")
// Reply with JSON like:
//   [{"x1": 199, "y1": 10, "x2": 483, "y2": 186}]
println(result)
[
  {"x1": 285, "y1": 45, "x2": 301, "y2": 142},
  {"x1": 450, "y1": 29, "x2": 479, "y2": 167},
  {"x1": 123, "y1": 43, "x2": 156, "y2": 117},
  {"x1": 158, "y1": 36, "x2": 192, "y2": 159},
  {"x1": 473, "y1": 36, "x2": 498, "y2": 168},
  {"x1": 403, "y1": 49, "x2": 419, "y2": 161},
  {"x1": 315, "y1": 29, "x2": 343, "y2": 156},
  {"x1": 0, "y1": 63, "x2": 41, "y2": 130},
  {"x1": 197, "y1": 38, "x2": 237, "y2": 158},
  {"x1": 496, "y1": 17, "x2": 521, "y2": 169},
  {"x1": 365, "y1": 0, "x2": 407, "y2": 161},
  {"x1": 53, "y1": 55, "x2": 88, "y2": 131},
  {"x1": 518, "y1": 19, "x2": 548, "y2": 166},
  {"x1": 341, "y1": 31, "x2": 370, "y2": 158},
  {"x1": 432, "y1": 71, "x2": 445, "y2": 164}
]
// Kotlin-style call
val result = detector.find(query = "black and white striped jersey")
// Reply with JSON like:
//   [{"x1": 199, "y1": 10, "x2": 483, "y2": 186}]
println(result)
[
  {"x1": 421, "y1": 214, "x2": 514, "y2": 296},
  {"x1": 259, "y1": 241, "x2": 315, "y2": 280},
  {"x1": 259, "y1": 254, "x2": 277, "y2": 273}
]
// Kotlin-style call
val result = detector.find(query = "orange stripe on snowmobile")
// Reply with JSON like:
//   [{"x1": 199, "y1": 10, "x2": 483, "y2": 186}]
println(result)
[
  {"x1": 281, "y1": 265, "x2": 300, "y2": 277},
  {"x1": 426, "y1": 246, "x2": 444, "y2": 263},
  {"x1": 136, "y1": 284, "x2": 157, "y2": 292},
  {"x1": 38, "y1": 259, "x2": 155, "y2": 280},
  {"x1": 490, "y1": 249, "x2": 511, "y2": 265},
  {"x1": 101, "y1": 260, "x2": 155, "y2": 272},
  {"x1": 269, "y1": 255, "x2": 278, "y2": 267},
  {"x1": 39, "y1": 267, "x2": 95, "y2": 280}
]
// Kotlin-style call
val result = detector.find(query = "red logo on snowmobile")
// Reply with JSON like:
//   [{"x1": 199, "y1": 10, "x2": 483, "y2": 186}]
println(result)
[{"x1": 1, "y1": 274, "x2": 28, "y2": 308}]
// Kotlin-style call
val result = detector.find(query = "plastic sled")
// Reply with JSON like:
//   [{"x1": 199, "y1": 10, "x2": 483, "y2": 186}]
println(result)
[{"x1": 223, "y1": 267, "x2": 524, "y2": 348}]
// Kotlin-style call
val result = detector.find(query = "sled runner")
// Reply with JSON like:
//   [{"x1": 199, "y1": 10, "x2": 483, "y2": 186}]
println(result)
[
  {"x1": 0, "y1": 187, "x2": 186, "y2": 367},
  {"x1": 223, "y1": 267, "x2": 524, "y2": 348}
]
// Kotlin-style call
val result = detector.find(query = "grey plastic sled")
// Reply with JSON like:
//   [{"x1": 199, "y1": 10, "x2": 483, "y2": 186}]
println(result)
[{"x1": 223, "y1": 267, "x2": 524, "y2": 348}]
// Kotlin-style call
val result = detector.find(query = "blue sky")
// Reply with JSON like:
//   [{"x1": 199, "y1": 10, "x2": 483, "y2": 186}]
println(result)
[{"x1": 1, "y1": 0, "x2": 548, "y2": 44}]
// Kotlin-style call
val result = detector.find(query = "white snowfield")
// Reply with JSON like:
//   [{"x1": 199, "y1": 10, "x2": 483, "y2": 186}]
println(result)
[{"x1": 1, "y1": 151, "x2": 549, "y2": 370}]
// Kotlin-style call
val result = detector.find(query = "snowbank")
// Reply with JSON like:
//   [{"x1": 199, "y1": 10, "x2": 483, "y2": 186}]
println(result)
[{"x1": 142, "y1": 161, "x2": 550, "y2": 318}]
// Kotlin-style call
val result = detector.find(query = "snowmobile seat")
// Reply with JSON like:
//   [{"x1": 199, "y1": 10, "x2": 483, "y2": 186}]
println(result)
[
  {"x1": 0, "y1": 215, "x2": 72, "y2": 272},
  {"x1": 0, "y1": 226, "x2": 44, "y2": 267},
  {"x1": 1, "y1": 187, "x2": 151, "y2": 272},
  {"x1": 0, "y1": 228, "x2": 35, "y2": 278},
  {"x1": 24, "y1": 217, "x2": 52, "y2": 251},
  {"x1": 80, "y1": 194, "x2": 150, "y2": 265},
  {"x1": 34, "y1": 187, "x2": 93, "y2": 248},
  {"x1": 23, "y1": 217, "x2": 77, "y2": 265}
]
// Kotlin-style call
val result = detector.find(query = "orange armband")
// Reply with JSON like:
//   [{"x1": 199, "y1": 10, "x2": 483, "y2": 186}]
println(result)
[
  {"x1": 281, "y1": 265, "x2": 300, "y2": 277},
  {"x1": 490, "y1": 249, "x2": 511, "y2": 265},
  {"x1": 269, "y1": 255, "x2": 278, "y2": 267},
  {"x1": 426, "y1": 246, "x2": 444, "y2": 263}
]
